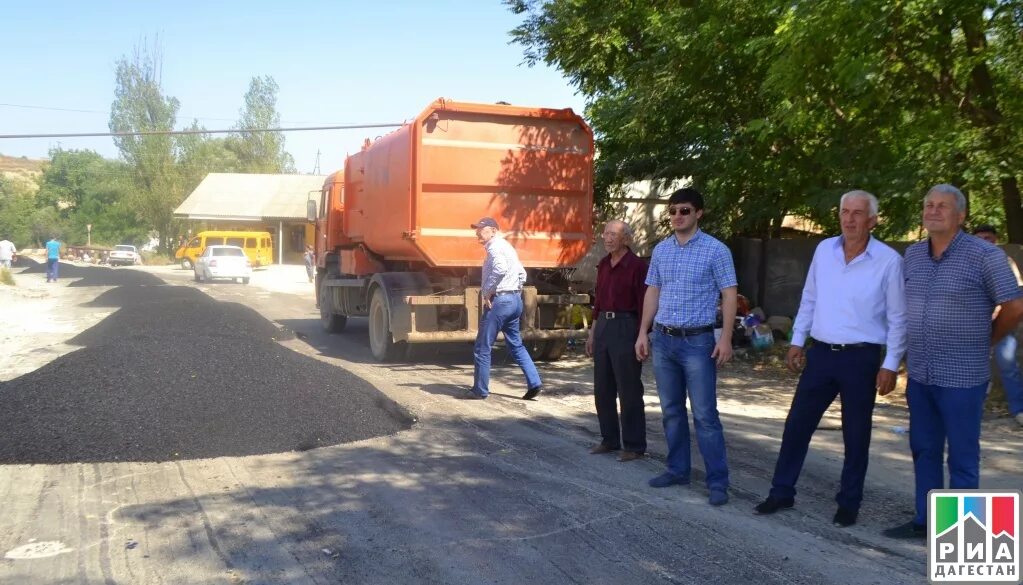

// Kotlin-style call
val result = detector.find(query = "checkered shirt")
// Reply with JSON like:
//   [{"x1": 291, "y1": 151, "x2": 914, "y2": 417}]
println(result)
[
  {"x1": 646, "y1": 229, "x2": 738, "y2": 327},
  {"x1": 904, "y1": 231, "x2": 1023, "y2": 387}
]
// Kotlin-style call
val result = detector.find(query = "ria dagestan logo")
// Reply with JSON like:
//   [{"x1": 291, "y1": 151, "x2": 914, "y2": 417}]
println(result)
[{"x1": 928, "y1": 490, "x2": 1020, "y2": 583}]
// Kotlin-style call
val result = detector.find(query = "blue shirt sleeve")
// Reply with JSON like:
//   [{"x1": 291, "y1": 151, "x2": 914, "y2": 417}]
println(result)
[
  {"x1": 983, "y1": 247, "x2": 1023, "y2": 305},
  {"x1": 645, "y1": 244, "x2": 662, "y2": 287},
  {"x1": 711, "y1": 242, "x2": 738, "y2": 290}
]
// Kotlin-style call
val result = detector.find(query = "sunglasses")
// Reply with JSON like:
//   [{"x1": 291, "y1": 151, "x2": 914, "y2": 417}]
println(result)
[{"x1": 667, "y1": 207, "x2": 695, "y2": 216}]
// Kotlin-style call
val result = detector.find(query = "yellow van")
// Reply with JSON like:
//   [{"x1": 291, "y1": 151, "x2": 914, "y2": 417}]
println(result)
[{"x1": 175, "y1": 231, "x2": 273, "y2": 269}]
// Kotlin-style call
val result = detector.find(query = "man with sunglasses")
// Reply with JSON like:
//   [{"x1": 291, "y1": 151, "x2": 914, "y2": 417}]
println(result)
[
  {"x1": 753, "y1": 190, "x2": 906, "y2": 528},
  {"x1": 635, "y1": 187, "x2": 738, "y2": 506}
]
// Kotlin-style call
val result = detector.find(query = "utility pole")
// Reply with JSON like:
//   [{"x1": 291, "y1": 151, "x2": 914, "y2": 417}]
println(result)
[{"x1": 312, "y1": 149, "x2": 321, "y2": 175}]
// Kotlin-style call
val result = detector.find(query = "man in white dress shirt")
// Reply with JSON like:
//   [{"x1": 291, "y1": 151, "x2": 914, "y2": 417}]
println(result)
[{"x1": 753, "y1": 190, "x2": 907, "y2": 528}]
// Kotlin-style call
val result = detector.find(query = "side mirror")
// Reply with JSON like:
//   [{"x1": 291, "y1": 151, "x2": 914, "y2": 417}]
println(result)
[{"x1": 306, "y1": 199, "x2": 317, "y2": 222}]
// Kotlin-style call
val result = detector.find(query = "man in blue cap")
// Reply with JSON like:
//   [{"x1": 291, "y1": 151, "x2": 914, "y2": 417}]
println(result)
[{"x1": 468, "y1": 217, "x2": 543, "y2": 400}]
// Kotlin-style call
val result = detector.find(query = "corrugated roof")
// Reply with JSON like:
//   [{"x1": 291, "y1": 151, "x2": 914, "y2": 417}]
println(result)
[{"x1": 174, "y1": 173, "x2": 328, "y2": 220}]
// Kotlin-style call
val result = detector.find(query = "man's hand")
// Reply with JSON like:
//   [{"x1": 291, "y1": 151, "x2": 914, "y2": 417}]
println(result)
[
  {"x1": 786, "y1": 345, "x2": 805, "y2": 373},
  {"x1": 585, "y1": 329, "x2": 595, "y2": 357},
  {"x1": 711, "y1": 337, "x2": 733, "y2": 366},
  {"x1": 876, "y1": 368, "x2": 897, "y2": 396},
  {"x1": 635, "y1": 334, "x2": 650, "y2": 362},
  {"x1": 483, "y1": 293, "x2": 494, "y2": 310}
]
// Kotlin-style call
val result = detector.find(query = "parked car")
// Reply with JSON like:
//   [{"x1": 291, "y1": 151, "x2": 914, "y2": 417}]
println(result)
[
  {"x1": 108, "y1": 245, "x2": 141, "y2": 267},
  {"x1": 194, "y1": 245, "x2": 251, "y2": 284}
]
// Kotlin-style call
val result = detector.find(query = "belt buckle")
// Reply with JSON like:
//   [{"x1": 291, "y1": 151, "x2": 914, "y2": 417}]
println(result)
[
  {"x1": 605, "y1": 311, "x2": 615, "y2": 319},
  {"x1": 830, "y1": 343, "x2": 843, "y2": 352}
]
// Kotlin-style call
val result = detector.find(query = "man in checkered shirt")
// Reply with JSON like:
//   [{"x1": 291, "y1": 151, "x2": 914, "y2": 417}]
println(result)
[
  {"x1": 635, "y1": 187, "x2": 738, "y2": 507},
  {"x1": 884, "y1": 184, "x2": 1023, "y2": 539}
]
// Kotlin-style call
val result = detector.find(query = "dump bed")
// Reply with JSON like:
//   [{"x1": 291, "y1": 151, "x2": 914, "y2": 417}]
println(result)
[{"x1": 343, "y1": 99, "x2": 593, "y2": 268}]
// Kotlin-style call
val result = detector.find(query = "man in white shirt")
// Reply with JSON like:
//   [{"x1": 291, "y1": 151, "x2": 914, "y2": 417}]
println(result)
[
  {"x1": 0, "y1": 237, "x2": 16, "y2": 269},
  {"x1": 753, "y1": 190, "x2": 907, "y2": 528},
  {"x1": 467, "y1": 217, "x2": 543, "y2": 400}
]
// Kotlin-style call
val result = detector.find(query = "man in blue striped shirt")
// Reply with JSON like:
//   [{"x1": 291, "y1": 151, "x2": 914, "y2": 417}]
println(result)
[
  {"x1": 884, "y1": 184, "x2": 1023, "y2": 539},
  {"x1": 635, "y1": 187, "x2": 738, "y2": 506},
  {"x1": 753, "y1": 191, "x2": 906, "y2": 528},
  {"x1": 468, "y1": 217, "x2": 543, "y2": 401}
]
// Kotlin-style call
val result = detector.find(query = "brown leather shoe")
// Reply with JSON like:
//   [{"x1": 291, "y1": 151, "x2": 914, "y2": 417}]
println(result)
[
  {"x1": 617, "y1": 451, "x2": 645, "y2": 462},
  {"x1": 589, "y1": 443, "x2": 618, "y2": 454}
]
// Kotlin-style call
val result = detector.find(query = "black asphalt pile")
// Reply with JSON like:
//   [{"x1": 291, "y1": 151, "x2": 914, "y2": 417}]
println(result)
[{"x1": 0, "y1": 269, "x2": 413, "y2": 464}]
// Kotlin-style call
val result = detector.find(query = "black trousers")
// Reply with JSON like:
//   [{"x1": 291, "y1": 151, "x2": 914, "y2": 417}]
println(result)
[
  {"x1": 593, "y1": 316, "x2": 647, "y2": 452},
  {"x1": 769, "y1": 343, "x2": 882, "y2": 511}
]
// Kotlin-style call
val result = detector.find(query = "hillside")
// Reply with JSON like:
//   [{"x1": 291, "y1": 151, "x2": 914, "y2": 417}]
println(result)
[{"x1": 0, "y1": 154, "x2": 46, "y2": 188}]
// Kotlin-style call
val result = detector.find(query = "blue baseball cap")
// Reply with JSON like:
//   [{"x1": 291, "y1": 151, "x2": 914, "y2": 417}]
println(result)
[{"x1": 471, "y1": 217, "x2": 499, "y2": 229}]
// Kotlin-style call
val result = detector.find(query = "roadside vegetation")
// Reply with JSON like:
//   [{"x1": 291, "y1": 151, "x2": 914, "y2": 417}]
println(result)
[
  {"x1": 0, "y1": 267, "x2": 14, "y2": 286},
  {"x1": 0, "y1": 41, "x2": 294, "y2": 258}
]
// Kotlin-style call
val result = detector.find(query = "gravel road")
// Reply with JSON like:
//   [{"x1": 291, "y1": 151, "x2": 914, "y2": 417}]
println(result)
[{"x1": 0, "y1": 262, "x2": 412, "y2": 464}]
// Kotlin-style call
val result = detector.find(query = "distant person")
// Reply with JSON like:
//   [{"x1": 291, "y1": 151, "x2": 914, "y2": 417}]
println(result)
[
  {"x1": 45, "y1": 236, "x2": 61, "y2": 282},
  {"x1": 972, "y1": 224, "x2": 1023, "y2": 427},
  {"x1": 587, "y1": 220, "x2": 648, "y2": 462},
  {"x1": 304, "y1": 245, "x2": 315, "y2": 283},
  {"x1": 0, "y1": 236, "x2": 16, "y2": 269},
  {"x1": 635, "y1": 187, "x2": 737, "y2": 507},
  {"x1": 467, "y1": 217, "x2": 543, "y2": 400},
  {"x1": 885, "y1": 185, "x2": 1023, "y2": 539},
  {"x1": 753, "y1": 191, "x2": 906, "y2": 528}
]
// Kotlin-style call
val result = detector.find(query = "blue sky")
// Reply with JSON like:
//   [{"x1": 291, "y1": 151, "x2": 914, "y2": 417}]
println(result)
[{"x1": 1, "y1": 1, "x2": 585, "y2": 174}]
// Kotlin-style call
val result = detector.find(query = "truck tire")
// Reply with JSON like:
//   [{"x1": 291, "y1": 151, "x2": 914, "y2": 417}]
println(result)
[
  {"x1": 540, "y1": 339, "x2": 568, "y2": 361},
  {"x1": 181, "y1": 258, "x2": 192, "y2": 270},
  {"x1": 318, "y1": 280, "x2": 347, "y2": 333},
  {"x1": 369, "y1": 286, "x2": 407, "y2": 362}
]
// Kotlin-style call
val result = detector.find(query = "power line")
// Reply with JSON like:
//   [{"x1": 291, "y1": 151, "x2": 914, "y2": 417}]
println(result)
[
  {"x1": 0, "y1": 102, "x2": 361, "y2": 125},
  {"x1": 0, "y1": 123, "x2": 403, "y2": 140}
]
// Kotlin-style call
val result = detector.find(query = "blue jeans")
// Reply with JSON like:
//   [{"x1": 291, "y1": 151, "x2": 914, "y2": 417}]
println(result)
[
  {"x1": 651, "y1": 330, "x2": 729, "y2": 489},
  {"x1": 472, "y1": 294, "x2": 541, "y2": 397},
  {"x1": 907, "y1": 379, "x2": 987, "y2": 525},
  {"x1": 993, "y1": 334, "x2": 1023, "y2": 416},
  {"x1": 46, "y1": 258, "x2": 59, "y2": 281}
]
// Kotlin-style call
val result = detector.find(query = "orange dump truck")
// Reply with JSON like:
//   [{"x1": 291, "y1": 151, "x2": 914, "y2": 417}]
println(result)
[{"x1": 309, "y1": 99, "x2": 593, "y2": 361}]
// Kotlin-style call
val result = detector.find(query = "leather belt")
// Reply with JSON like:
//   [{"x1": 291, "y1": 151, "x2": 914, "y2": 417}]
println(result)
[
  {"x1": 655, "y1": 323, "x2": 714, "y2": 337},
  {"x1": 814, "y1": 341, "x2": 881, "y2": 351},
  {"x1": 494, "y1": 290, "x2": 521, "y2": 296},
  {"x1": 599, "y1": 311, "x2": 637, "y2": 320}
]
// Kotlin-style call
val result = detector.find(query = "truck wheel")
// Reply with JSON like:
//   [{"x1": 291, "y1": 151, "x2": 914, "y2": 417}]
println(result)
[
  {"x1": 369, "y1": 287, "x2": 407, "y2": 362},
  {"x1": 540, "y1": 339, "x2": 568, "y2": 361},
  {"x1": 318, "y1": 281, "x2": 347, "y2": 333},
  {"x1": 181, "y1": 258, "x2": 192, "y2": 270}
]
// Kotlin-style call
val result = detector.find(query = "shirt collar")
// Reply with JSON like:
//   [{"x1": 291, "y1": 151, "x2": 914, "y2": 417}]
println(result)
[
  {"x1": 927, "y1": 230, "x2": 965, "y2": 261},
  {"x1": 669, "y1": 229, "x2": 703, "y2": 247},
  {"x1": 833, "y1": 234, "x2": 878, "y2": 259},
  {"x1": 601, "y1": 247, "x2": 636, "y2": 266}
]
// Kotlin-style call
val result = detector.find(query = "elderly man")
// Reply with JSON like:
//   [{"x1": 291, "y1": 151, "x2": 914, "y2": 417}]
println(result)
[
  {"x1": 467, "y1": 217, "x2": 543, "y2": 401},
  {"x1": 972, "y1": 224, "x2": 1023, "y2": 427},
  {"x1": 587, "y1": 220, "x2": 648, "y2": 461},
  {"x1": 884, "y1": 184, "x2": 1023, "y2": 539},
  {"x1": 753, "y1": 191, "x2": 906, "y2": 527},
  {"x1": 635, "y1": 187, "x2": 737, "y2": 506}
]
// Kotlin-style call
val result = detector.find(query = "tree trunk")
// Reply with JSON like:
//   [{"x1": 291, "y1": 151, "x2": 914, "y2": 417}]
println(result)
[{"x1": 1001, "y1": 177, "x2": 1023, "y2": 243}]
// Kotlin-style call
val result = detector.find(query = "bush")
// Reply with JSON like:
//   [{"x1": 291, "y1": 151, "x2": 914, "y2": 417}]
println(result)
[
  {"x1": 140, "y1": 251, "x2": 173, "y2": 266},
  {"x1": 0, "y1": 267, "x2": 14, "y2": 286}
]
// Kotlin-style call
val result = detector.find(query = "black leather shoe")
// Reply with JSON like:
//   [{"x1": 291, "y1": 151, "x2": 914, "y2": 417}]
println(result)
[
  {"x1": 589, "y1": 443, "x2": 619, "y2": 454},
  {"x1": 753, "y1": 496, "x2": 794, "y2": 515},
  {"x1": 883, "y1": 520, "x2": 926, "y2": 539},
  {"x1": 522, "y1": 385, "x2": 542, "y2": 400},
  {"x1": 833, "y1": 506, "x2": 858, "y2": 527}
]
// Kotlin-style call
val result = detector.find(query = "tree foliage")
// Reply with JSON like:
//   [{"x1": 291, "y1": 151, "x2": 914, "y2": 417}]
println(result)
[
  {"x1": 508, "y1": 0, "x2": 1023, "y2": 241},
  {"x1": 109, "y1": 43, "x2": 183, "y2": 252},
  {"x1": 228, "y1": 76, "x2": 296, "y2": 173}
]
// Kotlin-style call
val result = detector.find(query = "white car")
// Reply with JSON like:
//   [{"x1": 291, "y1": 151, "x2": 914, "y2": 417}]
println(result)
[
  {"x1": 108, "y1": 245, "x2": 141, "y2": 267},
  {"x1": 194, "y1": 245, "x2": 251, "y2": 284}
]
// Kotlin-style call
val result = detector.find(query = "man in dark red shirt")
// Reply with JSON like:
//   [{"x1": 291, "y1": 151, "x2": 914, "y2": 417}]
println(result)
[{"x1": 586, "y1": 220, "x2": 649, "y2": 461}]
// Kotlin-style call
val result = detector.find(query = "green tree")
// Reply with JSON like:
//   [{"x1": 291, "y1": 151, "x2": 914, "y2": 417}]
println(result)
[
  {"x1": 228, "y1": 76, "x2": 296, "y2": 173},
  {"x1": 508, "y1": 0, "x2": 1023, "y2": 241},
  {"x1": 109, "y1": 42, "x2": 182, "y2": 253},
  {"x1": 0, "y1": 176, "x2": 40, "y2": 246}
]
